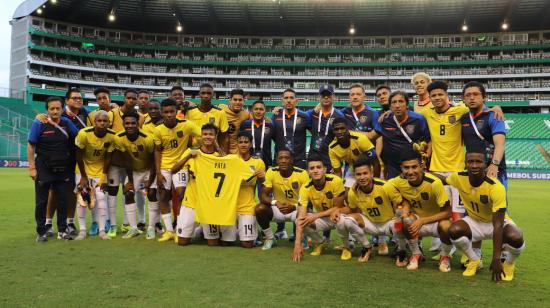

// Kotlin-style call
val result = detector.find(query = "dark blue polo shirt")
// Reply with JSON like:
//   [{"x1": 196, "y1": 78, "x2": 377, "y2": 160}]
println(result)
[
  {"x1": 341, "y1": 105, "x2": 378, "y2": 132},
  {"x1": 272, "y1": 109, "x2": 311, "y2": 169},
  {"x1": 307, "y1": 108, "x2": 345, "y2": 169},
  {"x1": 240, "y1": 118, "x2": 276, "y2": 167}
]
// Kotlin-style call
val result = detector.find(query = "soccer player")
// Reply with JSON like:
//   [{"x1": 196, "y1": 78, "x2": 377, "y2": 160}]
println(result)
[
  {"x1": 219, "y1": 88, "x2": 250, "y2": 154},
  {"x1": 142, "y1": 100, "x2": 162, "y2": 138},
  {"x1": 443, "y1": 148, "x2": 524, "y2": 281},
  {"x1": 185, "y1": 83, "x2": 229, "y2": 149},
  {"x1": 307, "y1": 85, "x2": 345, "y2": 169},
  {"x1": 172, "y1": 123, "x2": 222, "y2": 246},
  {"x1": 137, "y1": 89, "x2": 151, "y2": 124},
  {"x1": 292, "y1": 154, "x2": 346, "y2": 262},
  {"x1": 329, "y1": 117, "x2": 378, "y2": 188},
  {"x1": 341, "y1": 83, "x2": 378, "y2": 139},
  {"x1": 385, "y1": 150, "x2": 453, "y2": 271},
  {"x1": 153, "y1": 98, "x2": 201, "y2": 242},
  {"x1": 272, "y1": 88, "x2": 311, "y2": 169},
  {"x1": 114, "y1": 112, "x2": 155, "y2": 238},
  {"x1": 170, "y1": 85, "x2": 188, "y2": 119},
  {"x1": 332, "y1": 158, "x2": 405, "y2": 261},
  {"x1": 235, "y1": 131, "x2": 266, "y2": 248},
  {"x1": 87, "y1": 87, "x2": 115, "y2": 129},
  {"x1": 411, "y1": 72, "x2": 432, "y2": 112},
  {"x1": 74, "y1": 110, "x2": 116, "y2": 240},
  {"x1": 372, "y1": 91, "x2": 431, "y2": 179},
  {"x1": 110, "y1": 89, "x2": 145, "y2": 132},
  {"x1": 256, "y1": 149, "x2": 309, "y2": 250},
  {"x1": 240, "y1": 100, "x2": 275, "y2": 167}
]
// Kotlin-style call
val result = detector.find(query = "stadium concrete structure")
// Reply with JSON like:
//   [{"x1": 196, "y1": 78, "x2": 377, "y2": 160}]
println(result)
[{"x1": 2, "y1": 0, "x2": 550, "y2": 178}]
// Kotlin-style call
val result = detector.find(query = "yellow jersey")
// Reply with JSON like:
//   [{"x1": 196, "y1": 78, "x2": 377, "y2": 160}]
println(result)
[
  {"x1": 237, "y1": 156, "x2": 266, "y2": 215},
  {"x1": 329, "y1": 131, "x2": 375, "y2": 170},
  {"x1": 114, "y1": 130, "x2": 155, "y2": 172},
  {"x1": 141, "y1": 119, "x2": 161, "y2": 136},
  {"x1": 87, "y1": 109, "x2": 115, "y2": 128},
  {"x1": 182, "y1": 149, "x2": 220, "y2": 209},
  {"x1": 139, "y1": 112, "x2": 151, "y2": 126},
  {"x1": 385, "y1": 173, "x2": 449, "y2": 218},
  {"x1": 190, "y1": 153, "x2": 254, "y2": 225},
  {"x1": 185, "y1": 105, "x2": 229, "y2": 133},
  {"x1": 74, "y1": 127, "x2": 116, "y2": 178},
  {"x1": 421, "y1": 103, "x2": 469, "y2": 172},
  {"x1": 219, "y1": 104, "x2": 250, "y2": 153},
  {"x1": 153, "y1": 120, "x2": 201, "y2": 170},
  {"x1": 111, "y1": 108, "x2": 145, "y2": 132},
  {"x1": 347, "y1": 179, "x2": 395, "y2": 223},
  {"x1": 299, "y1": 174, "x2": 345, "y2": 213},
  {"x1": 446, "y1": 172, "x2": 510, "y2": 223},
  {"x1": 263, "y1": 167, "x2": 309, "y2": 206}
]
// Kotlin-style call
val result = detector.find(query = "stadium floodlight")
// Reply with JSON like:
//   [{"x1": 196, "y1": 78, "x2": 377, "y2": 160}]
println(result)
[
  {"x1": 501, "y1": 21, "x2": 509, "y2": 30},
  {"x1": 36, "y1": 8, "x2": 43, "y2": 14},
  {"x1": 349, "y1": 24, "x2": 356, "y2": 35},
  {"x1": 176, "y1": 22, "x2": 183, "y2": 32},
  {"x1": 50, "y1": 0, "x2": 57, "y2": 3},
  {"x1": 108, "y1": 12, "x2": 116, "y2": 22},
  {"x1": 461, "y1": 23, "x2": 468, "y2": 32}
]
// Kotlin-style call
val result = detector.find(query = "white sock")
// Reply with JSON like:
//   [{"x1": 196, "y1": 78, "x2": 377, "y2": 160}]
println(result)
[
  {"x1": 162, "y1": 213, "x2": 174, "y2": 232},
  {"x1": 263, "y1": 227, "x2": 274, "y2": 240},
  {"x1": 440, "y1": 243, "x2": 453, "y2": 257},
  {"x1": 473, "y1": 247, "x2": 482, "y2": 258},
  {"x1": 408, "y1": 238, "x2": 422, "y2": 255},
  {"x1": 45, "y1": 218, "x2": 53, "y2": 225},
  {"x1": 452, "y1": 236, "x2": 479, "y2": 261},
  {"x1": 108, "y1": 195, "x2": 117, "y2": 226},
  {"x1": 96, "y1": 190, "x2": 108, "y2": 232},
  {"x1": 303, "y1": 225, "x2": 324, "y2": 244},
  {"x1": 125, "y1": 203, "x2": 138, "y2": 229},
  {"x1": 122, "y1": 194, "x2": 128, "y2": 225},
  {"x1": 77, "y1": 206, "x2": 87, "y2": 231},
  {"x1": 343, "y1": 217, "x2": 370, "y2": 248},
  {"x1": 391, "y1": 223, "x2": 407, "y2": 250},
  {"x1": 148, "y1": 201, "x2": 160, "y2": 228},
  {"x1": 503, "y1": 242, "x2": 525, "y2": 263},
  {"x1": 91, "y1": 206, "x2": 98, "y2": 223},
  {"x1": 136, "y1": 192, "x2": 146, "y2": 224}
]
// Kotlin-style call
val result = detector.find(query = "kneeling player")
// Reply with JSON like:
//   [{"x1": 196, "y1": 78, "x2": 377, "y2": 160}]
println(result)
[
  {"x1": 333, "y1": 158, "x2": 405, "y2": 262},
  {"x1": 385, "y1": 150, "x2": 453, "y2": 271},
  {"x1": 256, "y1": 149, "x2": 309, "y2": 250},
  {"x1": 293, "y1": 154, "x2": 345, "y2": 262},
  {"x1": 235, "y1": 132, "x2": 265, "y2": 248},
  {"x1": 444, "y1": 148, "x2": 524, "y2": 281}
]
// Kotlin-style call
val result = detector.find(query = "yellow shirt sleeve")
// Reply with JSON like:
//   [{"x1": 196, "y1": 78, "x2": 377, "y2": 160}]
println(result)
[
  {"x1": 358, "y1": 134, "x2": 375, "y2": 152},
  {"x1": 432, "y1": 178, "x2": 450, "y2": 208},
  {"x1": 75, "y1": 130, "x2": 87, "y2": 149},
  {"x1": 219, "y1": 110, "x2": 230, "y2": 133},
  {"x1": 329, "y1": 146, "x2": 342, "y2": 169},
  {"x1": 491, "y1": 181, "x2": 507, "y2": 213},
  {"x1": 446, "y1": 172, "x2": 459, "y2": 188},
  {"x1": 263, "y1": 168, "x2": 274, "y2": 188},
  {"x1": 298, "y1": 185, "x2": 310, "y2": 207},
  {"x1": 383, "y1": 180, "x2": 403, "y2": 205}
]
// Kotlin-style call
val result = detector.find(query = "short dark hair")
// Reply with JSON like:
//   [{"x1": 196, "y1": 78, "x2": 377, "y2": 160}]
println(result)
[
  {"x1": 170, "y1": 85, "x2": 184, "y2": 93},
  {"x1": 237, "y1": 131, "x2": 253, "y2": 142},
  {"x1": 400, "y1": 149, "x2": 422, "y2": 164},
  {"x1": 138, "y1": 89, "x2": 150, "y2": 96},
  {"x1": 277, "y1": 148, "x2": 293, "y2": 158},
  {"x1": 352, "y1": 157, "x2": 373, "y2": 171},
  {"x1": 307, "y1": 152, "x2": 325, "y2": 166},
  {"x1": 94, "y1": 87, "x2": 110, "y2": 96},
  {"x1": 45, "y1": 96, "x2": 64, "y2": 110},
  {"x1": 375, "y1": 85, "x2": 391, "y2": 95},
  {"x1": 124, "y1": 89, "x2": 138, "y2": 97},
  {"x1": 201, "y1": 123, "x2": 219, "y2": 135},
  {"x1": 427, "y1": 81, "x2": 448, "y2": 93},
  {"x1": 230, "y1": 88, "x2": 245, "y2": 98},
  {"x1": 462, "y1": 81, "x2": 486, "y2": 98},
  {"x1": 122, "y1": 111, "x2": 140, "y2": 122},
  {"x1": 283, "y1": 88, "x2": 296, "y2": 95},
  {"x1": 389, "y1": 90, "x2": 410, "y2": 105},
  {"x1": 148, "y1": 99, "x2": 160, "y2": 106},
  {"x1": 65, "y1": 86, "x2": 81, "y2": 99},
  {"x1": 199, "y1": 83, "x2": 214, "y2": 91},
  {"x1": 251, "y1": 100, "x2": 265, "y2": 108},
  {"x1": 332, "y1": 117, "x2": 348, "y2": 128},
  {"x1": 161, "y1": 98, "x2": 177, "y2": 109}
]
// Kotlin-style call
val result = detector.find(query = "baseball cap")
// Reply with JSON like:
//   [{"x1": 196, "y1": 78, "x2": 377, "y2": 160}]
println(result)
[{"x1": 319, "y1": 84, "x2": 335, "y2": 95}]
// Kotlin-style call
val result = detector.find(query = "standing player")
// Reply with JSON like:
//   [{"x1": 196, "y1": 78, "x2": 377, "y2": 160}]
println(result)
[
  {"x1": 219, "y1": 88, "x2": 250, "y2": 154},
  {"x1": 235, "y1": 131, "x2": 266, "y2": 248},
  {"x1": 170, "y1": 85, "x2": 188, "y2": 119},
  {"x1": 240, "y1": 100, "x2": 275, "y2": 167},
  {"x1": 385, "y1": 150, "x2": 453, "y2": 271},
  {"x1": 114, "y1": 112, "x2": 155, "y2": 238},
  {"x1": 411, "y1": 72, "x2": 432, "y2": 112},
  {"x1": 292, "y1": 154, "x2": 346, "y2": 262},
  {"x1": 142, "y1": 100, "x2": 163, "y2": 135},
  {"x1": 444, "y1": 148, "x2": 524, "y2": 281},
  {"x1": 341, "y1": 83, "x2": 378, "y2": 139},
  {"x1": 137, "y1": 90, "x2": 151, "y2": 124},
  {"x1": 256, "y1": 149, "x2": 309, "y2": 250},
  {"x1": 87, "y1": 87, "x2": 115, "y2": 129},
  {"x1": 74, "y1": 111, "x2": 115, "y2": 240},
  {"x1": 153, "y1": 98, "x2": 201, "y2": 242}
]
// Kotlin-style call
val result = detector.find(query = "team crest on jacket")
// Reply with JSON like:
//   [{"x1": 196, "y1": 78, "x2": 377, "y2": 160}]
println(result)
[
  {"x1": 480, "y1": 195, "x2": 489, "y2": 204},
  {"x1": 375, "y1": 196, "x2": 383, "y2": 204},
  {"x1": 476, "y1": 120, "x2": 485, "y2": 130},
  {"x1": 360, "y1": 115, "x2": 368, "y2": 124},
  {"x1": 177, "y1": 131, "x2": 184, "y2": 138},
  {"x1": 326, "y1": 191, "x2": 334, "y2": 199},
  {"x1": 448, "y1": 116, "x2": 456, "y2": 124},
  {"x1": 406, "y1": 125, "x2": 415, "y2": 135},
  {"x1": 292, "y1": 181, "x2": 299, "y2": 189},
  {"x1": 421, "y1": 192, "x2": 429, "y2": 200}
]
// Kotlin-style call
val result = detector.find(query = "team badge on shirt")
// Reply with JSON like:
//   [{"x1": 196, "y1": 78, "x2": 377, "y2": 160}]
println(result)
[
  {"x1": 406, "y1": 125, "x2": 416, "y2": 135},
  {"x1": 448, "y1": 115, "x2": 456, "y2": 123},
  {"x1": 326, "y1": 191, "x2": 334, "y2": 199},
  {"x1": 476, "y1": 120, "x2": 485, "y2": 130},
  {"x1": 480, "y1": 195, "x2": 489, "y2": 204},
  {"x1": 177, "y1": 131, "x2": 184, "y2": 138},
  {"x1": 421, "y1": 192, "x2": 430, "y2": 200},
  {"x1": 375, "y1": 196, "x2": 383, "y2": 204},
  {"x1": 360, "y1": 116, "x2": 368, "y2": 124},
  {"x1": 292, "y1": 181, "x2": 299, "y2": 189}
]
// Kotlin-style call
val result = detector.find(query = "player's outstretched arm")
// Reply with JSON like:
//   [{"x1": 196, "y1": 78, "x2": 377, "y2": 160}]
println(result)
[
  {"x1": 490, "y1": 210, "x2": 506, "y2": 282},
  {"x1": 292, "y1": 205, "x2": 308, "y2": 262},
  {"x1": 154, "y1": 145, "x2": 165, "y2": 187}
]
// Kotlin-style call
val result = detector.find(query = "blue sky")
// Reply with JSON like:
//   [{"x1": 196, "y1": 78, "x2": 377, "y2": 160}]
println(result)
[{"x1": 1, "y1": 1, "x2": 25, "y2": 89}]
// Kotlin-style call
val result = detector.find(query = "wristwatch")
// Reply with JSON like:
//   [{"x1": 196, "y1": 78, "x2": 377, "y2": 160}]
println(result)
[{"x1": 491, "y1": 159, "x2": 500, "y2": 166}]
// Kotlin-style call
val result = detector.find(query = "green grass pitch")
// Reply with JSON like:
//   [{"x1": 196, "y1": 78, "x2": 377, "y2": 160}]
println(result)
[{"x1": 0, "y1": 168, "x2": 549, "y2": 307}]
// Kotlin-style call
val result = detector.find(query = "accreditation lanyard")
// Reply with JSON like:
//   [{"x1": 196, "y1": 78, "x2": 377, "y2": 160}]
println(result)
[
  {"x1": 65, "y1": 106, "x2": 85, "y2": 128},
  {"x1": 317, "y1": 108, "x2": 335, "y2": 136},
  {"x1": 393, "y1": 115, "x2": 412, "y2": 144},
  {"x1": 282, "y1": 111, "x2": 298, "y2": 138},
  {"x1": 251, "y1": 119, "x2": 266, "y2": 151}
]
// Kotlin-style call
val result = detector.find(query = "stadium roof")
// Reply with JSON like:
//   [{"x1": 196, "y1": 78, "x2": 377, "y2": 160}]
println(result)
[{"x1": 13, "y1": 0, "x2": 550, "y2": 36}]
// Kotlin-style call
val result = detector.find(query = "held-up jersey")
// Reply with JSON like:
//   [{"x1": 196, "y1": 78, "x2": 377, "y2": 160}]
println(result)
[
  {"x1": 153, "y1": 120, "x2": 201, "y2": 170},
  {"x1": 182, "y1": 149, "x2": 220, "y2": 209},
  {"x1": 237, "y1": 156, "x2": 266, "y2": 215},
  {"x1": 446, "y1": 172, "x2": 510, "y2": 223},
  {"x1": 219, "y1": 104, "x2": 250, "y2": 154},
  {"x1": 190, "y1": 153, "x2": 254, "y2": 225},
  {"x1": 114, "y1": 130, "x2": 155, "y2": 172},
  {"x1": 74, "y1": 127, "x2": 116, "y2": 178},
  {"x1": 421, "y1": 104, "x2": 469, "y2": 172},
  {"x1": 263, "y1": 167, "x2": 309, "y2": 206},
  {"x1": 347, "y1": 180, "x2": 395, "y2": 223},
  {"x1": 328, "y1": 131, "x2": 376, "y2": 170},
  {"x1": 385, "y1": 173, "x2": 449, "y2": 218},
  {"x1": 299, "y1": 174, "x2": 345, "y2": 213}
]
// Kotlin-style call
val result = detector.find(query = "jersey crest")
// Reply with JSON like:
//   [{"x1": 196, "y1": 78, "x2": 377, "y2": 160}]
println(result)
[
  {"x1": 480, "y1": 195, "x2": 489, "y2": 204},
  {"x1": 375, "y1": 196, "x2": 383, "y2": 205},
  {"x1": 448, "y1": 115, "x2": 456, "y2": 123},
  {"x1": 326, "y1": 191, "x2": 333, "y2": 199},
  {"x1": 421, "y1": 192, "x2": 430, "y2": 200},
  {"x1": 177, "y1": 131, "x2": 184, "y2": 138},
  {"x1": 292, "y1": 181, "x2": 299, "y2": 189}
]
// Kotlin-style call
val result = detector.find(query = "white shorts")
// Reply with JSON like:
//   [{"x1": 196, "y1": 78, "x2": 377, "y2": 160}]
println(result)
[
  {"x1": 157, "y1": 169, "x2": 188, "y2": 190},
  {"x1": 344, "y1": 168, "x2": 356, "y2": 188},
  {"x1": 434, "y1": 171, "x2": 463, "y2": 213},
  {"x1": 419, "y1": 221, "x2": 440, "y2": 238},
  {"x1": 201, "y1": 224, "x2": 237, "y2": 242},
  {"x1": 463, "y1": 216, "x2": 515, "y2": 242},
  {"x1": 108, "y1": 166, "x2": 127, "y2": 186},
  {"x1": 125, "y1": 170, "x2": 150, "y2": 192},
  {"x1": 176, "y1": 206, "x2": 197, "y2": 238},
  {"x1": 310, "y1": 216, "x2": 336, "y2": 232},
  {"x1": 272, "y1": 206, "x2": 298, "y2": 223},
  {"x1": 238, "y1": 214, "x2": 258, "y2": 241},
  {"x1": 357, "y1": 214, "x2": 394, "y2": 236}
]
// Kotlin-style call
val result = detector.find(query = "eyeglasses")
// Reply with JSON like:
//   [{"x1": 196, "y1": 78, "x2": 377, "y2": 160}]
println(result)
[{"x1": 70, "y1": 97, "x2": 83, "y2": 101}]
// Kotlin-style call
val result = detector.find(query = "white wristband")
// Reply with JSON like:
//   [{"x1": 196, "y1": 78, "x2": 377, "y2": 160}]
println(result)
[{"x1": 271, "y1": 199, "x2": 277, "y2": 206}]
